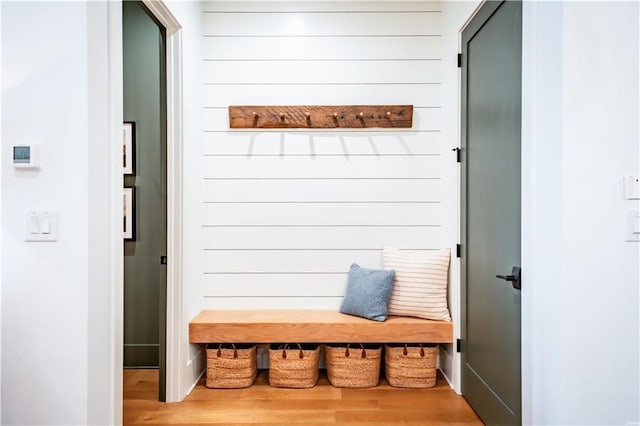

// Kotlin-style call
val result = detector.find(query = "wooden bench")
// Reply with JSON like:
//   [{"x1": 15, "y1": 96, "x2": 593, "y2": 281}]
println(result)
[{"x1": 189, "y1": 310, "x2": 453, "y2": 344}]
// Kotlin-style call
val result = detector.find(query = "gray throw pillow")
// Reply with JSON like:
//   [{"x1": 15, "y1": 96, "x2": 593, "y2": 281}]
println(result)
[{"x1": 339, "y1": 263, "x2": 395, "y2": 322}]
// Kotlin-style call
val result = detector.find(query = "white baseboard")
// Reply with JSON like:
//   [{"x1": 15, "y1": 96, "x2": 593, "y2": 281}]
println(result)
[
  {"x1": 439, "y1": 344, "x2": 460, "y2": 393},
  {"x1": 185, "y1": 344, "x2": 205, "y2": 396}
]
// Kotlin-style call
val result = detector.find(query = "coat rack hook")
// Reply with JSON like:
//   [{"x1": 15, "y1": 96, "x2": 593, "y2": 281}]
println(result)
[
  {"x1": 280, "y1": 113, "x2": 286, "y2": 121},
  {"x1": 385, "y1": 111, "x2": 391, "y2": 118},
  {"x1": 358, "y1": 112, "x2": 364, "y2": 119}
]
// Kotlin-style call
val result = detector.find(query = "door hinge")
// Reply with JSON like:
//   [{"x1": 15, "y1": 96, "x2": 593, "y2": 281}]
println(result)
[
  {"x1": 160, "y1": 256, "x2": 167, "y2": 265},
  {"x1": 456, "y1": 338, "x2": 461, "y2": 353},
  {"x1": 457, "y1": 53, "x2": 462, "y2": 68},
  {"x1": 452, "y1": 147, "x2": 461, "y2": 163},
  {"x1": 456, "y1": 244, "x2": 461, "y2": 258}
]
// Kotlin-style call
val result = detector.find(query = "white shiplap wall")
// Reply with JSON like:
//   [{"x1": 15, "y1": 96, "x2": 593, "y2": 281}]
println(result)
[{"x1": 201, "y1": 1, "x2": 444, "y2": 309}]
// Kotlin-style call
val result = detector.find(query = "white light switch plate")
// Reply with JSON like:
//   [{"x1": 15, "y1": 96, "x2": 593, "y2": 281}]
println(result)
[
  {"x1": 623, "y1": 176, "x2": 640, "y2": 200},
  {"x1": 25, "y1": 209, "x2": 58, "y2": 242}
]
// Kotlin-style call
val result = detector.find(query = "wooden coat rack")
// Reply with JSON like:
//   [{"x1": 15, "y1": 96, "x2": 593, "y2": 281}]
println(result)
[{"x1": 228, "y1": 105, "x2": 413, "y2": 129}]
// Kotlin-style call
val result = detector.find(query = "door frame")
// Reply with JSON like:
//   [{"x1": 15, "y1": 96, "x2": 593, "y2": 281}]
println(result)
[
  {"x1": 106, "y1": 0, "x2": 185, "y2": 414},
  {"x1": 139, "y1": 0, "x2": 184, "y2": 404}
]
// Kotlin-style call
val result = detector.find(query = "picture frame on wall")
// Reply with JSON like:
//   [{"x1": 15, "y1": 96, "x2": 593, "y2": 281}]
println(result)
[
  {"x1": 123, "y1": 187, "x2": 135, "y2": 241},
  {"x1": 123, "y1": 122, "x2": 135, "y2": 175}
]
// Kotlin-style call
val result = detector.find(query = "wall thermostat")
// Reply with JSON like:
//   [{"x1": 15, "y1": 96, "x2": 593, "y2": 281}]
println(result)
[{"x1": 12, "y1": 144, "x2": 40, "y2": 169}]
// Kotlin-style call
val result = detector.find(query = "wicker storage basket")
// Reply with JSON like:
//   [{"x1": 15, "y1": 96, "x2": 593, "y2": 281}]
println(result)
[
  {"x1": 268, "y1": 343, "x2": 320, "y2": 388},
  {"x1": 325, "y1": 343, "x2": 382, "y2": 388},
  {"x1": 385, "y1": 343, "x2": 437, "y2": 388},
  {"x1": 206, "y1": 343, "x2": 257, "y2": 389}
]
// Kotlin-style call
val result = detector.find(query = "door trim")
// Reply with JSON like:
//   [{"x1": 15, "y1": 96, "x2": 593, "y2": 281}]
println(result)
[{"x1": 140, "y1": 0, "x2": 184, "y2": 404}]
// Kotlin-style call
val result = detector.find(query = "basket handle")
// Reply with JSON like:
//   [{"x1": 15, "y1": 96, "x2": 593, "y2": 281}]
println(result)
[
  {"x1": 217, "y1": 343, "x2": 238, "y2": 358},
  {"x1": 344, "y1": 343, "x2": 366, "y2": 358},
  {"x1": 281, "y1": 343, "x2": 304, "y2": 359},
  {"x1": 402, "y1": 344, "x2": 426, "y2": 357}
]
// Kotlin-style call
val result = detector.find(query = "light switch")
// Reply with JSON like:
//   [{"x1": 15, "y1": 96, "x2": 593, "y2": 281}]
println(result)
[
  {"x1": 29, "y1": 214, "x2": 39, "y2": 234},
  {"x1": 25, "y1": 209, "x2": 58, "y2": 242},
  {"x1": 41, "y1": 216, "x2": 51, "y2": 234},
  {"x1": 623, "y1": 176, "x2": 640, "y2": 200},
  {"x1": 626, "y1": 209, "x2": 640, "y2": 242}
]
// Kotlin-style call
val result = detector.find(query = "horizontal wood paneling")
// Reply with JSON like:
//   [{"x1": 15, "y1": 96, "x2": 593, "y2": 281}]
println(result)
[
  {"x1": 203, "y1": 84, "x2": 441, "y2": 107},
  {"x1": 202, "y1": 156, "x2": 441, "y2": 179},
  {"x1": 201, "y1": 2, "x2": 441, "y2": 13},
  {"x1": 202, "y1": 296, "x2": 343, "y2": 310},
  {"x1": 202, "y1": 12, "x2": 441, "y2": 37},
  {"x1": 202, "y1": 226, "x2": 441, "y2": 250},
  {"x1": 202, "y1": 108, "x2": 441, "y2": 131},
  {"x1": 202, "y1": 179, "x2": 442, "y2": 202},
  {"x1": 203, "y1": 60, "x2": 440, "y2": 84},
  {"x1": 202, "y1": 36, "x2": 442, "y2": 61},
  {"x1": 204, "y1": 273, "x2": 348, "y2": 296},
  {"x1": 202, "y1": 202, "x2": 441, "y2": 226},
  {"x1": 204, "y1": 249, "x2": 436, "y2": 274},
  {"x1": 202, "y1": 131, "x2": 442, "y2": 155},
  {"x1": 199, "y1": 2, "x2": 444, "y2": 310}
]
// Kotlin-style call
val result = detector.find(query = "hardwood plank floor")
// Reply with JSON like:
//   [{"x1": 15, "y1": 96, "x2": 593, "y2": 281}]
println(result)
[{"x1": 123, "y1": 369, "x2": 483, "y2": 425}]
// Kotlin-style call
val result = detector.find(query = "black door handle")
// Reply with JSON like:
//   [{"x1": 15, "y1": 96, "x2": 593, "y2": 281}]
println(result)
[
  {"x1": 496, "y1": 266, "x2": 521, "y2": 290},
  {"x1": 496, "y1": 274, "x2": 516, "y2": 281}
]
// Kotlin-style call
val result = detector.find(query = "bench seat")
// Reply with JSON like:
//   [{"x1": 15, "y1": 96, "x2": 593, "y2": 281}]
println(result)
[{"x1": 189, "y1": 310, "x2": 454, "y2": 344}]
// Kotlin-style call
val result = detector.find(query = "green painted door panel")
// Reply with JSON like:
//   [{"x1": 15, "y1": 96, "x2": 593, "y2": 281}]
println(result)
[{"x1": 461, "y1": 1, "x2": 522, "y2": 424}]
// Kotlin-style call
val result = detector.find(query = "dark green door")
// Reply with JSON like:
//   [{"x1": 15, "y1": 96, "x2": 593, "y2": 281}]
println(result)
[
  {"x1": 461, "y1": 1, "x2": 522, "y2": 424},
  {"x1": 123, "y1": 1, "x2": 168, "y2": 401}
]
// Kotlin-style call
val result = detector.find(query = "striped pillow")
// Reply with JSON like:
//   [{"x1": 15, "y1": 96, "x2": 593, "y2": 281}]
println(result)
[{"x1": 382, "y1": 247, "x2": 451, "y2": 321}]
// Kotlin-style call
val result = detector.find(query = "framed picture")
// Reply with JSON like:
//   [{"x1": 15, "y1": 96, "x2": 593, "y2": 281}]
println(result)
[
  {"x1": 123, "y1": 187, "x2": 135, "y2": 241},
  {"x1": 123, "y1": 122, "x2": 135, "y2": 175}
]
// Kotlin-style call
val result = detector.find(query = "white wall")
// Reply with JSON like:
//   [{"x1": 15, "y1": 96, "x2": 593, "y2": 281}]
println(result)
[
  {"x1": 198, "y1": 1, "x2": 452, "y2": 311},
  {"x1": 522, "y1": 1, "x2": 639, "y2": 424},
  {"x1": 2, "y1": 3, "x2": 89, "y2": 424},
  {"x1": 1, "y1": 2, "x2": 120, "y2": 424}
]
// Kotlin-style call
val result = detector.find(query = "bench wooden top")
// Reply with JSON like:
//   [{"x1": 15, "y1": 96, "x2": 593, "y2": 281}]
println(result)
[{"x1": 189, "y1": 310, "x2": 453, "y2": 344}]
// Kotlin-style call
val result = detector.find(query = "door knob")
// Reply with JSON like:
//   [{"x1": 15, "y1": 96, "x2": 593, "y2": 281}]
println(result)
[{"x1": 496, "y1": 266, "x2": 521, "y2": 290}]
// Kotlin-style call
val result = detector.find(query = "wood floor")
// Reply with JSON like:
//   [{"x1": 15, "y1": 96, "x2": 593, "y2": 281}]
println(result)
[{"x1": 124, "y1": 369, "x2": 483, "y2": 425}]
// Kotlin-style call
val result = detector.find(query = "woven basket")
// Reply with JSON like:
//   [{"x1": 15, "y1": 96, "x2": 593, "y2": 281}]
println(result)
[
  {"x1": 268, "y1": 343, "x2": 320, "y2": 388},
  {"x1": 206, "y1": 343, "x2": 257, "y2": 389},
  {"x1": 325, "y1": 343, "x2": 381, "y2": 388},
  {"x1": 385, "y1": 343, "x2": 437, "y2": 388}
]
